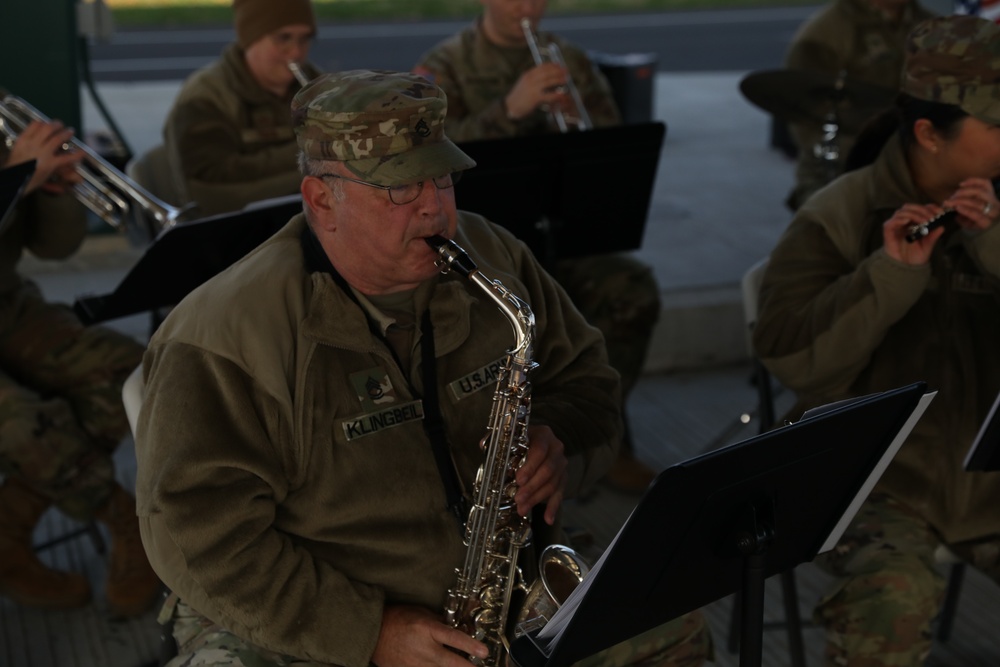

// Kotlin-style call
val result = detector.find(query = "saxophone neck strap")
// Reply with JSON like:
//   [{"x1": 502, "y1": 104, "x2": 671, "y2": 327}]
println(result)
[{"x1": 420, "y1": 310, "x2": 469, "y2": 533}]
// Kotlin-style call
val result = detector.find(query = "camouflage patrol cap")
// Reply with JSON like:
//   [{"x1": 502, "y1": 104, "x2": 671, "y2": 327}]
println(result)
[
  {"x1": 292, "y1": 69, "x2": 476, "y2": 186},
  {"x1": 902, "y1": 15, "x2": 1000, "y2": 125}
]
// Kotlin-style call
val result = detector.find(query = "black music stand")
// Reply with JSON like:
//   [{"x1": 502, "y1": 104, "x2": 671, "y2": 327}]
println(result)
[
  {"x1": 73, "y1": 196, "x2": 303, "y2": 324},
  {"x1": 0, "y1": 160, "x2": 34, "y2": 236},
  {"x1": 454, "y1": 122, "x2": 666, "y2": 265},
  {"x1": 510, "y1": 382, "x2": 934, "y2": 667},
  {"x1": 964, "y1": 388, "x2": 1000, "y2": 472}
]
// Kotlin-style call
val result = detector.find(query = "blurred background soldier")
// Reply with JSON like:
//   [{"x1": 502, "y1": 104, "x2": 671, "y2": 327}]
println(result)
[
  {"x1": 162, "y1": 0, "x2": 319, "y2": 218},
  {"x1": 414, "y1": 0, "x2": 662, "y2": 493},
  {"x1": 0, "y1": 117, "x2": 160, "y2": 616},
  {"x1": 783, "y1": 0, "x2": 934, "y2": 211}
]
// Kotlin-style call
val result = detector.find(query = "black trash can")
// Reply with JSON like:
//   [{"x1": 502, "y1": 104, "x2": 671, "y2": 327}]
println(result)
[{"x1": 589, "y1": 51, "x2": 658, "y2": 125}]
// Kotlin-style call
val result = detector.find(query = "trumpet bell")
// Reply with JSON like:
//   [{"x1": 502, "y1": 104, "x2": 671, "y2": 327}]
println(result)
[{"x1": 0, "y1": 94, "x2": 184, "y2": 237}]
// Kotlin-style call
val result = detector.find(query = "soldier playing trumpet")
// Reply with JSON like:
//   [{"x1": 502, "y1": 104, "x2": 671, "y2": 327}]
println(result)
[
  {"x1": 0, "y1": 110, "x2": 160, "y2": 616},
  {"x1": 413, "y1": 0, "x2": 619, "y2": 141},
  {"x1": 163, "y1": 0, "x2": 321, "y2": 218},
  {"x1": 414, "y1": 0, "x2": 665, "y2": 495}
]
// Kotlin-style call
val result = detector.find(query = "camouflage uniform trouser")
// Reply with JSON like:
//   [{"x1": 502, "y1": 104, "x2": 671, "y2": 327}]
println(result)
[
  {"x1": 0, "y1": 280, "x2": 143, "y2": 519},
  {"x1": 551, "y1": 254, "x2": 660, "y2": 399},
  {"x1": 814, "y1": 492, "x2": 1000, "y2": 666},
  {"x1": 160, "y1": 594, "x2": 712, "y2": 667}
]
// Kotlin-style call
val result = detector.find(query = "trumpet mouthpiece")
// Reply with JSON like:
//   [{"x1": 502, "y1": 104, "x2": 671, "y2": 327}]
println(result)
[{"x1": 288, "y1": 62, "x2": 309, "y2": 87}]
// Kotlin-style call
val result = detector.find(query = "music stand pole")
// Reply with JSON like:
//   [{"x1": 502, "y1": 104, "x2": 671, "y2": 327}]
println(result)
[{"x1": 734, "y1": 504, "x2": 771, "y2": 667}]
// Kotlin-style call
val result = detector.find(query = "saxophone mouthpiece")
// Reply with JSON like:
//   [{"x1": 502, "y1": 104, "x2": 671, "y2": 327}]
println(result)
[{"x1": 426, "y1": 235, "x2": 478, "y2": 277}]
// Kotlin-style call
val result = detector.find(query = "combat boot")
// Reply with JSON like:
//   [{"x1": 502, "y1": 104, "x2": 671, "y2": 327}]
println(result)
[
  {"x1": 94, "y1": 484, "x2": 162, "y2": 617},
  {"x1": 0, "y1": 477, "x2": 92, "y2": 609}
]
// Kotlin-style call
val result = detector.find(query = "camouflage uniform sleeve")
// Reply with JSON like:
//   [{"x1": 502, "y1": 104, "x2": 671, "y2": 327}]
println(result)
[
  {"x1": 414, "y1": 43, "x2": 522, "y2": 142},
  {"x1": 20, "y1": 191, "x2": 88, "y2": 260},
  {"x1": 557, "y1": 39, "x2": 621, "y2": 128}
]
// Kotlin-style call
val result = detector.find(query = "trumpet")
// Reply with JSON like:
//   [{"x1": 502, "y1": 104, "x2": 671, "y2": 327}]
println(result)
[
  {"x1": 520, "y1": 18, "x2": 592, "y2": 133},
  {"x1": 0, "y1": 94, "x2": 182, "y2": 232},
  {"x1": 288, "y1": 61, "x2": 311, "y2": 87}
]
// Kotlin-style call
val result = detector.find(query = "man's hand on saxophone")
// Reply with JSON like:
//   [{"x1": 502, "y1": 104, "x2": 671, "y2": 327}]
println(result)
[
  {"x1": 515, "y1": 424, "x2": 569, "y2": 524},
  {"x1": 372, "y1": 605, "x2": 489, "y2": 667}
]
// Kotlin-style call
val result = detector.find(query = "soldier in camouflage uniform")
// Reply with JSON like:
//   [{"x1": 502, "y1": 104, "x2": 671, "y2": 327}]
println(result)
[
  {"x1": 163, "y1": 0, "x2": 319, "y2": 218},
  {"x1": 138, "y1": 69, "x2": 710, "y2": 667},
  {"x1": 413, "y1": 0, "x2": 661, "y2": 493},
  {"x1": 784, "y1": 0, "x2": 935, "y2": 211},
  {"x1": 755, "y1": 16, "x2": 1000, "y2": 665},
  {"x1": 0, "y1": 118, "x2": 160, "y2": 615}
]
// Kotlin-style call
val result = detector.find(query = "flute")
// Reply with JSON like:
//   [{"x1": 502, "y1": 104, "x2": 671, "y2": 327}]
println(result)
[{"x1": 904, "y1": 209, "x2": 957, "y2": 244}]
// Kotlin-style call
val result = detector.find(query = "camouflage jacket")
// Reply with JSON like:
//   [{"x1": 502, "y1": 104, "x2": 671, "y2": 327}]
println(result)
[
  {"x1": 784, "y1": 0, "x2": 934, "y2": 210},
  {"x1": 0, "y1": 189, "x2": 87, "y2": 298},
  {"x1": 136, "y1": 212, "x2": 620, "y2": 666},
  {"x1": 162, "y1": 43, "x2": 320, "y2": 217},
  {"x1": 413, "y1": 17, "x2": 620, "y2": 141},
  {"x1": 754, "y1": 134, "x2": 1000, "y2": 544}
]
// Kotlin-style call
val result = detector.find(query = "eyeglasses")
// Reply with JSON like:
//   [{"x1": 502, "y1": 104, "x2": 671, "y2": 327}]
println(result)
[{"x1": 317, "y1": 171, "x2": 463, "y2": 205}]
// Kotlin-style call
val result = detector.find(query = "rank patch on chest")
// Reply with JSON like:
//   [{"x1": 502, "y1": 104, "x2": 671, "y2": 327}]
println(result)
[
  {"x1": 350, "y1": 367, "x2": 399, "y2": 412},
  {"x1": 448, "y1": 357, "x2": 507, "y2": 402}
]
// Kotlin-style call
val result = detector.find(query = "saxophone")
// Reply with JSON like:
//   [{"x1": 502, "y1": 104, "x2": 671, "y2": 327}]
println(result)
[{"x1": 426, "y1": 235, "x2": 590, "y2": 667}]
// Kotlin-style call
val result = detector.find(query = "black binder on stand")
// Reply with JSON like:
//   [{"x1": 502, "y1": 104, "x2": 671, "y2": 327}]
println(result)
[
  {"x1": 454, "y1": 122, "x2": 666, "y2": 265},
  {"x1": 510, "y1": 382, "x2": 935, "y2": 667},
  {"x1": 73, "y1": 195, "x2": 303, "y2": 324},
  {"x1": 72, "y1": 124, "x2": 665, "y2": 323}
]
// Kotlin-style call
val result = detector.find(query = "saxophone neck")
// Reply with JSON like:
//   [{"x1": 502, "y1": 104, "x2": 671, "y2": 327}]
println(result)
[{"x1": 426, "y1": 235, "x2": 535, "y2": 360}]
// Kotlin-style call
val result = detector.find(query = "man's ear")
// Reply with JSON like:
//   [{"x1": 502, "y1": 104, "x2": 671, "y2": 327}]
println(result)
[{"x1": 302, "y1": 176, "x2": 335, "y2": 230}]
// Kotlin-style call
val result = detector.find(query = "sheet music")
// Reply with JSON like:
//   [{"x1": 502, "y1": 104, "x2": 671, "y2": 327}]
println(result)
[
  {"x1": 534, "y1": 507, "x2": 635, "y2": 652},
  {"x1": 963, "y1": 388, "x2": 1000, "y2": 470},
  {"x1": 818, "y1": 391, "x2": 936, "y2": 553}
]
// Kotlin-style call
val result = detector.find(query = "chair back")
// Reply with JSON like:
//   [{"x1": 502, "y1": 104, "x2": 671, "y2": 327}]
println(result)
[
  {"x1": 741, "y1": 258, "x2": 775, "y2": 434},
  {"x1": 741, "y1": 257, "x2": 770, "y2": 351},
  {"x1": 122, "y1": 365, "x2": 145, "y2": 437}
]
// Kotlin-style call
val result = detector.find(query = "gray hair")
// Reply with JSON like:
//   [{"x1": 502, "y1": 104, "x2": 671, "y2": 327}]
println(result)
[{"x1": 298, "y1": 151, "x2": 346, "y2": 226}]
